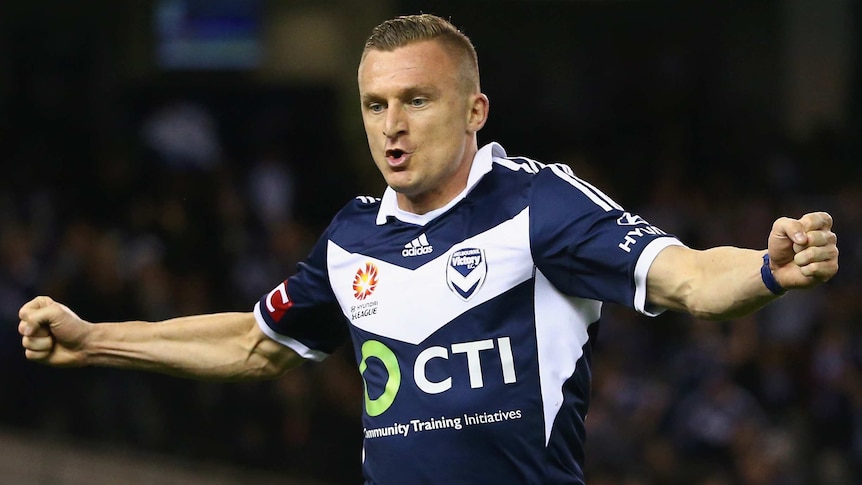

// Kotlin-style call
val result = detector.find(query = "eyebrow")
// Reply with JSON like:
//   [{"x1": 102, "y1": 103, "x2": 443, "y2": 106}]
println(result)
[
  {"x1": 361, "y1": 84, "x2": 442, "y2": 104},
  {"x1": 400, "y1": 84, "x2": 441, "y2": 99}
]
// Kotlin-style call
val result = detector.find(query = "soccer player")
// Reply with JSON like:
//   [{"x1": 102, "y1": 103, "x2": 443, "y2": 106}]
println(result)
[{"x1": 18, "y1": 14, "x2": 838, "y2": 485}]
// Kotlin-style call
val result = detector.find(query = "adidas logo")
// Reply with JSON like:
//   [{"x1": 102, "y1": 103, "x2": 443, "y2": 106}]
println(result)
[{"x1": 402, "y1": 233, "x2": 433, "y2": 257}]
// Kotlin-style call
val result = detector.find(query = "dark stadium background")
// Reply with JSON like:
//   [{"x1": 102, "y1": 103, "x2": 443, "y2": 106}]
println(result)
[{"x1": 0, "y1": 1, "x2": 859, "y2": 484}]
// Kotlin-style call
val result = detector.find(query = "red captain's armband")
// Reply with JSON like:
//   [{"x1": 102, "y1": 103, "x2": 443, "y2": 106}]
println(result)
[{"x1": 265, "y1": 280, "x2": 293, "y2": 322}]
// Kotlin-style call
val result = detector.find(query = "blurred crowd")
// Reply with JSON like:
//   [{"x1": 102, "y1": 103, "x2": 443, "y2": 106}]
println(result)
[
  {"x1": 585, "y1": 181, "x2": 862, "y2": 485},
  {"x1": 1, "y1": 2, "x2": 861, "y2": 485},
  {"x1": 0, "y1": 93, "x2": 859, "y2": 485},
  {"x1": 0, "y1": 91, "x2": 368, "y2": 483}
]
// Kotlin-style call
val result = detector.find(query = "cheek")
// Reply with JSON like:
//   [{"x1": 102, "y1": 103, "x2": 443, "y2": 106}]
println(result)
[
  {"x1": 364, "y1": 127, "x2": 388, "y2": 157},
  {"x1": 364, "y1": 129, "x2": 379, "y2": 148},
  {"x1": 363, "y1": 120, "x2": 378, "y2": 140}
]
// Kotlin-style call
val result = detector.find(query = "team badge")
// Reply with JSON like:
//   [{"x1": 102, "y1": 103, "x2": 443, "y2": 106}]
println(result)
[
  {"x1": 353, "y1": 262, "x2": 379, "y2": 300},
  {"x1": 446, "y1": 248, "x2": 487, "y2": 301}
]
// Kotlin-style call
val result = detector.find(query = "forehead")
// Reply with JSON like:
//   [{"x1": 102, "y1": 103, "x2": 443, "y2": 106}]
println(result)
[{"x1": 358, "y1": 40, "x2": 460, "y2": 95}]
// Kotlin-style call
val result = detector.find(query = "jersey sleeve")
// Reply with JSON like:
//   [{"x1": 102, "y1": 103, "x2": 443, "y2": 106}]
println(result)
[
  {"x1": 529, "y1": 165, "x2": 684, "y2": 316},
  {"x1": 253, "y1": 227, "x2": 349, "y2": 361}
]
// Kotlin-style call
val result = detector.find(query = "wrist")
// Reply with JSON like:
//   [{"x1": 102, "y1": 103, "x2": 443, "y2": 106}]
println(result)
[{"x1": 761, "y1": 253, "x2": 787, "y2": 296}]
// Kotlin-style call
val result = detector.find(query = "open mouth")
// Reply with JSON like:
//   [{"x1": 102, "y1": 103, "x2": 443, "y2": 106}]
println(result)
[{"x1": 385, "y1": 148, "x2": 408, "y2": 166}]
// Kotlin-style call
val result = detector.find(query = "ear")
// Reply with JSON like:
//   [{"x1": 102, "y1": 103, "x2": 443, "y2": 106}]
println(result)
[{"x1": 466, "y1": 93, "x2": 490, "y2": 133}]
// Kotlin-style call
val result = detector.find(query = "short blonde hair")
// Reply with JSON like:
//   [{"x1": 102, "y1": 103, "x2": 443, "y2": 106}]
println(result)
[{"x1": 362, "y1": 14, "x2": 480, "y2": 92}]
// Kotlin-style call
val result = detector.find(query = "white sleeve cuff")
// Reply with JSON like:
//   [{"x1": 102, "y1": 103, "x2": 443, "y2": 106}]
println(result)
[
  {"x1": 253, "y1": 302, "x2": 330, "y2": 362},
  {"x1": 633, "y1": 237, "x2": 686, "y2": 317}
]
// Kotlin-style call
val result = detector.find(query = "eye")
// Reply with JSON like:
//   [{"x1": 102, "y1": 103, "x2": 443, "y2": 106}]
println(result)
[
  {"x1": 367, "y1": 102, "x2": 384, "y2": 113},
  {"x1": 409, "y1": 97, "x2": 427, "y2": 108}
]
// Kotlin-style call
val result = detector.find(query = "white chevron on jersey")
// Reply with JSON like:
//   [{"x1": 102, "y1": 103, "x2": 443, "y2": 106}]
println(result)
[
  {"x1": 534, "y1": 269, "x2": 600, "y2": 444},
  {"x1": 327, "y1": 208, "x2": 532, "y2": 345}
]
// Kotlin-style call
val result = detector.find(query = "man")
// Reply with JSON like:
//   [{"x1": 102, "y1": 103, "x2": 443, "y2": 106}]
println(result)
[{"x1": 18, "y1": 14, "x2": 838, "y2": 485}]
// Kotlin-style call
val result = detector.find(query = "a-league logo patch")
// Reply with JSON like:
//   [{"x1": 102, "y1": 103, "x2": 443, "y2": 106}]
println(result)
[
  {"x1": 353, "y1": 262, "x2": 379, "y2": 300},
  {"x1": 446, "y1": 248, "x2": 487, "y2": 301}
]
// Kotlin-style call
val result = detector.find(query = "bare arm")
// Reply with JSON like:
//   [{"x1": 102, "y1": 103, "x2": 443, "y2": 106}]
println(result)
[
  {"x1": 18, "y1": 296, "x2": 303, "y2": 380},
  {"x1": 647, "y1": 212, "x2": 838, "y2": 320}
]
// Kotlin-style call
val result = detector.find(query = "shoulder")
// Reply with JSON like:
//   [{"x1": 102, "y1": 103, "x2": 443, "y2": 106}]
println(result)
[
  {"x1": 318, "y1": 195, "x2": 385, "y2": 250},
  {"x1": 330, "y1": 195, "x2": 381, "y2": 223},
  {"x1": 492, "y1": 153, "x2": 583, "y2": 189},
  {"x1": 489, "y1": 153, "x2": 621, "y2": 213}
]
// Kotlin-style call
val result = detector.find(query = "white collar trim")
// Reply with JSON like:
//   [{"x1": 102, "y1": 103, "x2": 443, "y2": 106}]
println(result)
[{"x1": 375, "y1": 142, "x2": 507, "y2": 226}]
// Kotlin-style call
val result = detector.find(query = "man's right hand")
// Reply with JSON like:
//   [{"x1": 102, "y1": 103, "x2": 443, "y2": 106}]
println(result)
[{"x1": 18, "y1": 296, "x2": 89, "y2": 366}]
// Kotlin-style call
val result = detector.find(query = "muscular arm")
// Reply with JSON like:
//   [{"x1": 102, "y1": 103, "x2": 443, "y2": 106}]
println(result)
[
  {"x1": 646, "y1": 245, "x2": 774, "y2": 320},
  {"x1": 19, "y1": 297, "x2": 303, "y2": 380},
  {"x1": 646, "y1": 212, "x2": 838, "y2": 320}
]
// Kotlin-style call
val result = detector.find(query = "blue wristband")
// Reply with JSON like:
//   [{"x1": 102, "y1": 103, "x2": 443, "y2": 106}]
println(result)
[{"x1": 761, "y1": 254, "x2": 787, "y2": 295}]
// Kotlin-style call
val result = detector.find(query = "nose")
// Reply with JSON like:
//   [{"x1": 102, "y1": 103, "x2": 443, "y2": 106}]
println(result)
[{"x1": 382, "y1": 104, "x2": 407, "y2": 138}]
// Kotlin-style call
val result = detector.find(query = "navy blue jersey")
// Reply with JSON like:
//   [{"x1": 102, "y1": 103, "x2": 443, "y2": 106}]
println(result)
[{"x1": 255, "y1": 143, "x2": 682, "y2": 485}]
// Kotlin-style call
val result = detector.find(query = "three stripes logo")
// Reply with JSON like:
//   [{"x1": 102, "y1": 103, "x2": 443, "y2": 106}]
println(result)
[{"x1": 402, "y1": 233, "x2": 433, "y2": 257}]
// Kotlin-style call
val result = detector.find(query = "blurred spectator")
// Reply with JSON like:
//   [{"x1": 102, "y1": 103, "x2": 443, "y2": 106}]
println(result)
[{"x1": 141, "y1": 101, "x2": 223, "y2": 171}]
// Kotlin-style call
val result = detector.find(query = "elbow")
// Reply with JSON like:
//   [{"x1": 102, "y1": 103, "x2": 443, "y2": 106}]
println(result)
[
  {"x1": 686, "y1": 305, "x2": 728, "y2": 321},
  {"x1": 241, "y1": 318, "x2": 303, "y2": 380},
  {"x1": 261, "y1": 346, "x2": 304, "y2": 378},
  {"x1": 681, "y1": 292, "x2": 754, "y2": 321},
  {"x1": 245, "y1": 340, "x2": 303, "y2": 380},
  {"x1": 235, "y1": 348, "x2": 299, "y2": 381},
  {"x1": 665, "y1": 283, "x2": 727, "y2": 321}
]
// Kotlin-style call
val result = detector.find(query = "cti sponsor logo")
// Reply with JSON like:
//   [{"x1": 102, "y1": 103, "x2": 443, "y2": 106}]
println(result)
[
  {"x1": 359, "y1": 337, "x2": 517, "y2": 416},
  {"x1": 353, "y1": 262, "x2": 379, "y2": 300}
]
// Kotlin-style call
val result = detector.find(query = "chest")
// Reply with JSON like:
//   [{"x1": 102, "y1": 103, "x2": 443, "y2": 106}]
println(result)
[{"x1": 325, "y1": 208, "x2": 534, "y2": 345}]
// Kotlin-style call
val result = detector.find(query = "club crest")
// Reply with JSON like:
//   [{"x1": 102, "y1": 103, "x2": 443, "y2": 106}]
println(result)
[{"x1": 446, "y1": 248, "x2": 487, "y2": 301}]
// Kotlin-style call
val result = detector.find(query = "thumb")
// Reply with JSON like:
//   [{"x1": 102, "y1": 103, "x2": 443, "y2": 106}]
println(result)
[{"x1": 768, "y1": 217, "x2": 807, "y2": 264}]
